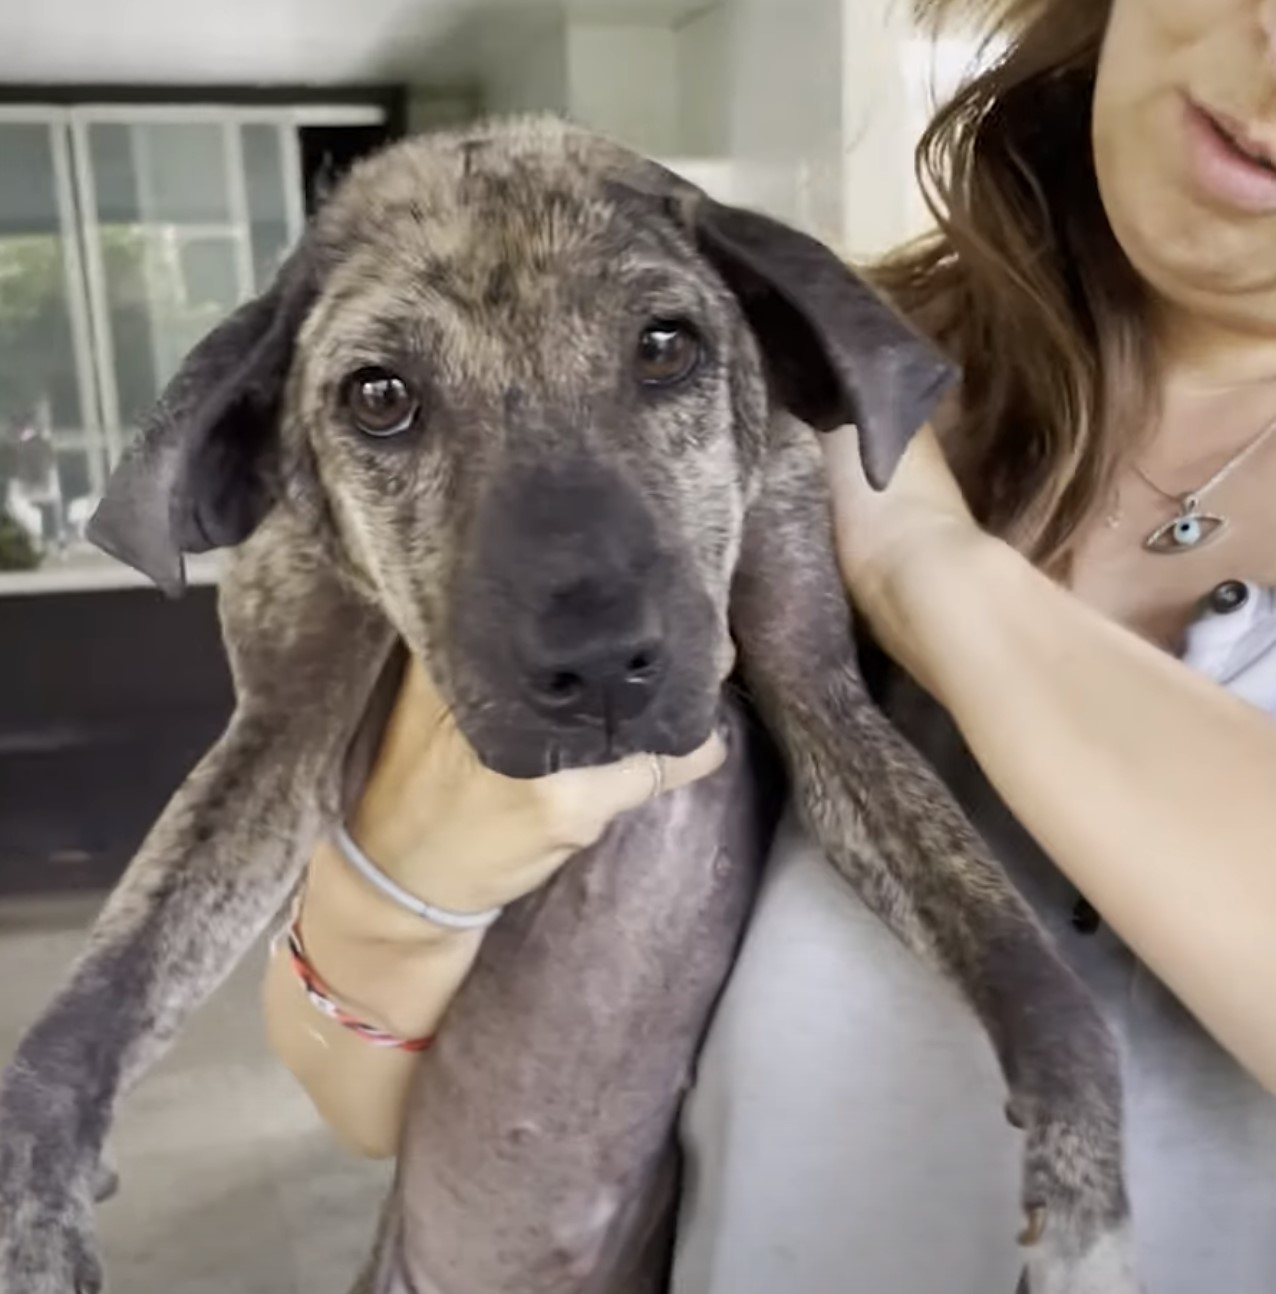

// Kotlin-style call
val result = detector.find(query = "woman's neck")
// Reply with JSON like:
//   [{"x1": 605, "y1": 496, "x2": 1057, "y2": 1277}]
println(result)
[
  {"x1": 1069, "y1": 310, "x2": 1276, "y2": 651},
  {"x1": 1151, "y1": 309, "x2": 1276, "y2": 465},
  {"x1": 1156, "y1": 307, "x2": 1276, "y2": 394}
]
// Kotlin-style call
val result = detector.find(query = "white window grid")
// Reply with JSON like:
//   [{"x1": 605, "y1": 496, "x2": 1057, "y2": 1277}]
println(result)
[{"x1": 0, "y1": 101, "x2": 385, "y2": 500}]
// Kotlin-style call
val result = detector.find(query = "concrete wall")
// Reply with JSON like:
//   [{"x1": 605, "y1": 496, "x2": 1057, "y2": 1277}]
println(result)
[
  {"x1": 693, "y1": 0, "x2": 999, "y2": 255},
  {"x1": 718, "y1": 0, "x2": 846, "y2": 241},
  {"x1": 454, "y1": 0, "x2": 972, "y2": 256},
  {"x1": 405, "y1": 88, "x2": 482, "y2": 133},
  {"x1": 459, "y1": 5, "x2": 725, "y2": 160},
  {"x1": 478, "y1": 9, "x2": 571, "y2": 118},
  {"x1": 676, "y1": 3, "x2": 732, "y2": 156},
  {"x1": 566, "y1": 23, "x2": 681, "y2": 155},
  {"x1": 709, "y1": 0, "x2": 942, "y2": 255},
  {"x1": 841, "y1": 0, "x2": 926, "y2": 258}
]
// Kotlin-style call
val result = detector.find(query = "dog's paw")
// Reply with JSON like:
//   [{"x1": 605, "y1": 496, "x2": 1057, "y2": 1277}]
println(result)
[
  {"x1": 1004, "y1": 1079, "x2": 1141, "y2": 1294},
  {"x1": 1018, "y1": 1219, "x2": 1140, "y2": 1294},
  {"x1": 0, "y1": 1108, "x2": 104, "y2": 1294},
  {"x1": 0, "y1": 1183, "x2": 103, "y2": 1294}
]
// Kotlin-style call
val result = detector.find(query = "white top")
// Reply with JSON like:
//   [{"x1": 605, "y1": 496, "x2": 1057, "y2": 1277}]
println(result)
[{"x1": 671, "y1": 582, "x2": 1276, "y2": 1294}]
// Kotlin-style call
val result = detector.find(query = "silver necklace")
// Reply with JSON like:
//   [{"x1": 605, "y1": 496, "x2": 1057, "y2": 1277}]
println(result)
[{"x1": 1133, "y1": 414, "x2": 1276, "y2": 555}]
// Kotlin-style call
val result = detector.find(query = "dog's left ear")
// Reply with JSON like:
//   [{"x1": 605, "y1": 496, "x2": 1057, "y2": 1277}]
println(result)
[
  {"x1": 689, "y1": 196, "x2": 957, "y2": 490},
  {"x1": 87, "y1": 244, "x2": 317, "y2": 597}
]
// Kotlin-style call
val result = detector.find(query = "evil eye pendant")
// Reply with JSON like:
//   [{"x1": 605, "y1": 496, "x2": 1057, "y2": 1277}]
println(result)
[{"x1": 1143, "y1": 502, "x2": 1228, "y2": 555}]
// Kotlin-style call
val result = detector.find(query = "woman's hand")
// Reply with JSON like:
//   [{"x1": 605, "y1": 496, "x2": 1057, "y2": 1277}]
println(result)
[
  {"x1": 347, "y1": 655, "x2": 728, "y2": 923},
  {"x1": 819, "y1": 422, "x2": 991, "y2": 691},
  {"x1": 266, "y1": 655, "x2": 727, "y2": 1156}
]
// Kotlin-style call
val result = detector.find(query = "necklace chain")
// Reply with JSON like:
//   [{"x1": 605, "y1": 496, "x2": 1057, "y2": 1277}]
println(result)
[
  {"x1": 1134, "y1": 414, "x2": 1276, "y2": 509},
  {"x1": 1114, "y1": 412, "x2": 1276, "y2": 554}
]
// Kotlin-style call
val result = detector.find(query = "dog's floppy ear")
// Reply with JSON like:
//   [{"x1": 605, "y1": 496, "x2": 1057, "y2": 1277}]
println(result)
[
  {"x1": 87, "y1": 244, "x2": 317, "y2": 597},
  {"x1": 689, "y1": 196, "x2": 957, "y2": 489}
]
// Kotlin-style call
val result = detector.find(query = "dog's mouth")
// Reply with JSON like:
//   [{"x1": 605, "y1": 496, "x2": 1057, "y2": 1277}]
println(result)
[
  {"x1": 447, "y1": 657, "x2": 730, "y2": 782},
  {"x1": 444, "y1": 559, "x2": 732, "y2": 780},
  {"x1": 456, "y1": 693, "x2": 726, "y2": 780},
  {"x1": 526, "y1": 704, "x2": 725, "y2": 778}
]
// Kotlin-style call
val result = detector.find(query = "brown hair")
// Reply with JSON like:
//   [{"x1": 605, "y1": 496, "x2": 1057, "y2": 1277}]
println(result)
[{"x1": 874, "y1": 0, "x2": 1158, "y2": 570}]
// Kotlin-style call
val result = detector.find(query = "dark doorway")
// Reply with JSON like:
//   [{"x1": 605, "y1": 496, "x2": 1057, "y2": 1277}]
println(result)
[{"x1": 300, "y1": 124, "x2": 397, "y2": 214}]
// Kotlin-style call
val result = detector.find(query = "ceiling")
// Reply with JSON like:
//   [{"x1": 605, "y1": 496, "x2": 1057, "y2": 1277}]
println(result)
[{"x1": 1, "y1": 0, "x2": 713, "y2": 87}]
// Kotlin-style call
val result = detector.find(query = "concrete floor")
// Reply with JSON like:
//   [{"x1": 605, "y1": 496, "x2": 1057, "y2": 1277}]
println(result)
[{"x1": 0, "y1": 894, "x2": 392, "y2": 1293}]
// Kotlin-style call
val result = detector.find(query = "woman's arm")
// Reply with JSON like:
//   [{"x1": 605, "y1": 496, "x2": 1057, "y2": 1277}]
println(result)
[
  {"x1": 263, "y1": 657, "x2": 727, "y2": 1157},
  {"x1": 262, "y1": 839, "x2": 484, "y2": 1159},
  {"x1": 826, "y1": 426, "x2": 1276, "y2": 1093}
]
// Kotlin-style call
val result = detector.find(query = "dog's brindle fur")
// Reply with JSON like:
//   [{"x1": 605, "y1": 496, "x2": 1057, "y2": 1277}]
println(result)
[{"x1": 0, "y1": 119, "x2": 1136, "y2": 1293}]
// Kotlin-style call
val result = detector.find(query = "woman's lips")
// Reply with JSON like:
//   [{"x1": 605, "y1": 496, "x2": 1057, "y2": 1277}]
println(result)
[{"x1": 1182, "y1": 96, "x2": 1276, "y2": 214}]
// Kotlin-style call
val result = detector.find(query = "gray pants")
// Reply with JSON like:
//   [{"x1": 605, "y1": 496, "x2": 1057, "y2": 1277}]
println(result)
[
  {"x1": 672, "y1": 816, "x2": 1023, "y2": 1293},
  {"x1": 671, "y1": 814, "x2": 1276, "y2": 1294}
]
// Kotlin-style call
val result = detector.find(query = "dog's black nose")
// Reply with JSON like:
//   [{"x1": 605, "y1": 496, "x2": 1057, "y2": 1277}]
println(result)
[{"x1": 518, "y1": 595, "x2": 668, "y2": 725}]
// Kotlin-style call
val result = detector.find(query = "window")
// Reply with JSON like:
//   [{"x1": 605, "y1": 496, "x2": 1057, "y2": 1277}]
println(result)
[{"x1": 0, "y1": 101, "x2": 384, "y2": 589}]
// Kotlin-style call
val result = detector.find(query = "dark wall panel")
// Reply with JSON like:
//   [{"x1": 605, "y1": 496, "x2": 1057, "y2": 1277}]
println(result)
[{"x1": 0, "y1": 587, "x2": 233, "y2": 896}]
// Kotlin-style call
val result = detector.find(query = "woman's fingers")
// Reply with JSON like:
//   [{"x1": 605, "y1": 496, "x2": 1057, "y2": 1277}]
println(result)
[
  {"x1": 820, "y1": 422, "x2": 871, "y2": 497},
  {"x1": 821, "y1": 422, "x2": 979, "y2": 606},
  {"x1": 537, "y1": 730, "x2": 729, "y2": 847},
  {"x1": 377, "y1": 652, "x2": 728, "y2": 884},
  {"x1": 822, "y1": 422, "x2": 968, "y2": 516}
]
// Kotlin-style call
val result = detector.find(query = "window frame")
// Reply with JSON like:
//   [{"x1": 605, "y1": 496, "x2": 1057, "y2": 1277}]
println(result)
[{"x1": 0, "y1": 86, "x2": 403, "y2": 594}]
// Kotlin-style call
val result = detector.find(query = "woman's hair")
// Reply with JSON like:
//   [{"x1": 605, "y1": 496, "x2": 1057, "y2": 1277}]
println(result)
[{"x1": 874, "y1": 0, "x2": 1158, "y2": 570}]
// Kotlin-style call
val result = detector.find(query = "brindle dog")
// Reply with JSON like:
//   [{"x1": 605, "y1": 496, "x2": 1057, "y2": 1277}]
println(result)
[{"x1": 0, "y1": 118, "x2": 1137, "y2": 1294}]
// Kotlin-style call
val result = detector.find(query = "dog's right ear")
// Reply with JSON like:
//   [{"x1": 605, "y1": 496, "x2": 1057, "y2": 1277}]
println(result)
[
  {"x1": 87, "y1": 244, "x2": 317, "y2": 597},
  {"x1": 687, "y1": 197, "x2": 957, "y2": 491}
]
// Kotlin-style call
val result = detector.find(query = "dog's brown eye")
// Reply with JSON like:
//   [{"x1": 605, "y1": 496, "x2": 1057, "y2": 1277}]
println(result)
[
  {"x1": 345, "y1": 367, "x2": 419, "y2": 437},
  {"x1": 637, "y1": 321, "x2": 701, "y2": 387}
]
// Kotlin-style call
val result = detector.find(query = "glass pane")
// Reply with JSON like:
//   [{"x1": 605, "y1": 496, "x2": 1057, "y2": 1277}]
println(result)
[
  {"x1": 87, "y1": 122, "x2": 244, "y2": 431},
  {"x1": 0, "y1": 440, "x2": 88, "y2": 557},
  {"x1": 57, "y1": 445, "x2": 95, "y2": 547},
  {"x1": 0, "y1": 123, "x2": 98, "y2": 572},
  {"x1": 0, "y1": 125, "x2": 84, "y2": 433},
  {"x1": 155, "y1": 235, "x2": 241, "y2": 383},
  {"x1": 0, "y1": 441, "x2": 103, "y2": 570},
  {"x1": 94, "y1": 222, "x2": 157, "y2": 433},
  {"x1": 136, "y1": 123, "x2": 230, "y2": 226},
  {"x1": 56, "y1": 445, "x2": 92, "y2": 503},
  {"x1": 89, "y1": 123, "x2": 143, "y2": 225},
  {"x1": 243, "y1": 124, "x2": 292, "y2": 289}
]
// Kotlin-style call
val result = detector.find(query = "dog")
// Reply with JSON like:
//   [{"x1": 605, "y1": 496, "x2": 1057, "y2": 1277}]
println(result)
[{"x1": 0, "y1": 118, "x2": 1136, "y2": 1294}]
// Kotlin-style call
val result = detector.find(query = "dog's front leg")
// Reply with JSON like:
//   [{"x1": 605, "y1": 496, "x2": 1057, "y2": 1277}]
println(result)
[
  {"x1": 0, "y1": 719, "x2": 320, "y2": 1293},
  {"x1": 729, "y1": 425, "x2": 1138, "y2": 1294},
  {"x1": 0, "y1": 533, "x2": 393, "y2": 1294}
]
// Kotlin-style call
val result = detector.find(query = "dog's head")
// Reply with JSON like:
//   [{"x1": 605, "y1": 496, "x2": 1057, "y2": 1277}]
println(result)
[{"x1": 89, "y1": 118, "x2": 954, "y2": 778}]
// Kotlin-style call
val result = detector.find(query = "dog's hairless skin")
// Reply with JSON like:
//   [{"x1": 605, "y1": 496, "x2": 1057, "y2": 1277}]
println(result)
[
  {"x1": 0, "y1": 118, "x2": 1136, "y2": 1294},
  {"x1": 349, "y1": 684, "x2": 782, "y2": 1294}
]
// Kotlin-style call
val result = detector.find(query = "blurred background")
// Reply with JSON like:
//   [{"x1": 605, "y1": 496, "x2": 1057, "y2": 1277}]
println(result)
[{"x1": 0, "y1": 3, "x2": 987, "y2": 1289}]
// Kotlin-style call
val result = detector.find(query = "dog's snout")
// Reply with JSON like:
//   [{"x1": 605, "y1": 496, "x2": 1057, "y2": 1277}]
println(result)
[
  {"x1": 453, "y1": 459, "x2": 723, "y2": 772},
  {"x1": 524, "y1": 634, "x2": 668, "y2": 724},
  {"x1": 517, "y1": 585, "x2": 669, "y2": 725}
]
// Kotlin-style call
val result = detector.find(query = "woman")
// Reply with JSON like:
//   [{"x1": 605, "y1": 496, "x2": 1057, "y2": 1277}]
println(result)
[{"x1": 264, "y1": 0, "x2": 1276, "y2": 1289}]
